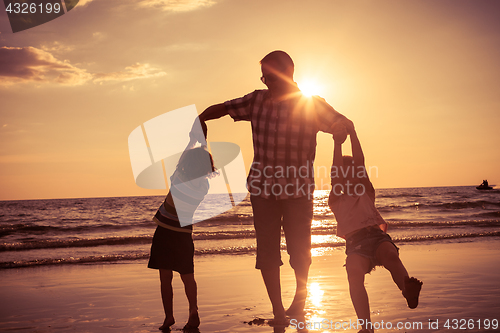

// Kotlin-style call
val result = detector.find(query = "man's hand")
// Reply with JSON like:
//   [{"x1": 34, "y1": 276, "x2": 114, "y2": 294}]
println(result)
[
  {"x1": 344, "y1": 118, "x2": 356, "y2": 136},
  {"x1": 332, "y1": 122, "x2": 348, "y2": 144}
]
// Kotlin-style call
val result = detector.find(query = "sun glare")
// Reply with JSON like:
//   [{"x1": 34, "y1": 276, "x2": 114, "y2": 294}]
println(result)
[
  {"x1": 298, "y1": 79, "x2": 323, "y2": 97},
  {"x1": 308, "y1": 282, "x2": 325, "y2": 308}
]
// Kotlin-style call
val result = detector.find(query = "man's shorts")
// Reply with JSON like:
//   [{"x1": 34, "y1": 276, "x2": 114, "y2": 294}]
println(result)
[
  {"x1": 345, "y1": 226, "x2": 399, "y2": 273},
  {"x1": 250, "y1": 195, "x2": 313, "y2": 270}
]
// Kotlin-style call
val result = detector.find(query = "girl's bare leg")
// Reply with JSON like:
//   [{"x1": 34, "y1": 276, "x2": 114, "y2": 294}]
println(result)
[
  {"x1": 180, "y1": 273, "x2": 200, "y2": 329},
  {"x1": 159, "y1": 269, "x2": 175, "y2": 330}
]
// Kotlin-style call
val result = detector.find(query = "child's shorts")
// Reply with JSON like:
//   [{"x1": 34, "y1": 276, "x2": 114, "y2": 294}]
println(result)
[
  {"x1": 148, "y1": 225, "x2": 194, "y2": 274},
  {"x1": 345, "y1": 226, "x2": 399, "y2": 273}
]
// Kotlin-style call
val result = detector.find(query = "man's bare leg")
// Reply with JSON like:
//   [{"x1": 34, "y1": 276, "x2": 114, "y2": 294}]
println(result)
[
  {"x1": 286, "y1": 265, "x2": 308, "y2": 316},
  {"x1": 261, "y1": 267, "x2": 287, "y2": 325}
]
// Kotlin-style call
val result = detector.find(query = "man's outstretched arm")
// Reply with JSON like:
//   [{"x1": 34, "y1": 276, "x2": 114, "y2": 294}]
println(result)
[{"x1": 199, "y1": 103, "x2": 229, "y2": 122}]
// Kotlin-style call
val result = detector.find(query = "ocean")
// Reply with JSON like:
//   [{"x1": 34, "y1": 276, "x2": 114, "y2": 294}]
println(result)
[{"x1": 1, "y1": 186, "x2": 499, "y2": 269}]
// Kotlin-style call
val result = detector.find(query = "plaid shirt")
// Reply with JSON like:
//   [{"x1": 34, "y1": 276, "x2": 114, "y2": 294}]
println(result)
[{"x1": 224, "y1": 89, "x2": 344, "y2": 199}]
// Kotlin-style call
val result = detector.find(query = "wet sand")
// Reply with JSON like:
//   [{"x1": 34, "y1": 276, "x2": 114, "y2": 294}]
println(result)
[{"x1": 1, "y1": 239, "x2": 499, "y2": 332}]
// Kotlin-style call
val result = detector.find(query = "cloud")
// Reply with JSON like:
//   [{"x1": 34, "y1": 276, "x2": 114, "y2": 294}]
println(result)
[
  {"x1": 40, "y1": 41, "x2": 76, "y2": 53},
  {"x1": 92, "y1": 32, "x2": 105, "y2": 40},
  {"x1": 138, "y1": 0, "x2": 216, "y2": 12},
  {"x1": 0, "y1": 46, "x2": 91, "y2": 86},
  {"x1": 0, "y1": 47, "x2": 166, "y2": 87},
  {"x1": 92, "y1": 63, "x2": 166, "y2": 83}
]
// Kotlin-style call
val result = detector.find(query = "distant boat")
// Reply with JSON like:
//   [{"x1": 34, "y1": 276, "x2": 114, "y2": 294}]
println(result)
[{"x1": 476, "y1": 180, "x2": 493, "y2": 190}]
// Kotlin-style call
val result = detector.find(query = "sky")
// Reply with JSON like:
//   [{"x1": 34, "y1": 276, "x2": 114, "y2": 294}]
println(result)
[{"x1": 1, "y1": 0, "x2": 499, "y2": 200}]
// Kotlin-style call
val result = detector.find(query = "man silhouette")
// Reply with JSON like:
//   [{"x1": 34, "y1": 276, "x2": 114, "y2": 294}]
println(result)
[{"x1": 193, "y1": 50, "x2": 348, "y2": 324}]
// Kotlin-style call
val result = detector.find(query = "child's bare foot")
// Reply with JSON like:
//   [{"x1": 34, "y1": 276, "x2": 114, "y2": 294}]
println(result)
[
  {"x1": 159, "y1": 317, "x2": 175, "y2": 331},
  {"x1": 403, "y1": 276, "x2": 423, "y2": 309},
  {"x1": 183, "y1": 311, "x2": 200, "y2": 330}
]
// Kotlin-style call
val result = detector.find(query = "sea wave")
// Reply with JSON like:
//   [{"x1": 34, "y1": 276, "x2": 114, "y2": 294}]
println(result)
[
  {"x1": 2, "y1": 232, "x2": 499, "y2": 269},
  {"x1": 418, "y1": 201, "x2": 500, "y2": 210},
  {"x1": 393, "y1": 231, "x2": 500, "y2": 243},
  {"x1": 0, "y1": 253, "x2": 151, "y2": 269},
  {"x1": 378, "y1": 193, "x2": 424, "y2": 198},
  {"x1": 1, "y1": 187, "x2": 499, "y2": 269},
  {"x1": 377, "y1": 200, "x2": 500, "y2": 211},
  {"x1": 0, "y1": 222, "x2": 153, "y2": 237},
  {"x1": 0, "y1": 236, "x2": 152, "y2": 252},
  {"x1": 2, "y1": 219, "x2": 499, "y2": 252}
]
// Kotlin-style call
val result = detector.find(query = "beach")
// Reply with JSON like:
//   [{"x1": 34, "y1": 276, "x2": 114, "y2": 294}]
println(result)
[{"x1": 1, "y1": 238, "x2": 499, "y2": 333}]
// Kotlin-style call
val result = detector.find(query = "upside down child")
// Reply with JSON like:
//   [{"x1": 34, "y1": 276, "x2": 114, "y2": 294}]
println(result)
[{"x1": 328, "y1": 120, "x2": 423, "y2": 333}]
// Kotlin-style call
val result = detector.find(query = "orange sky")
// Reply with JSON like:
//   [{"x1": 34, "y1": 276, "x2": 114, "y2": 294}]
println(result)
[{"x1": 1, "y1": 0, "x2": 499, "y2": 200}]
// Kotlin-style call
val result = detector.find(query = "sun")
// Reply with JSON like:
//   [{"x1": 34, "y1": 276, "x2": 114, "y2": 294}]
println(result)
[{"x1": 298, "y1": 79, "x2": 323, "y2": 97}]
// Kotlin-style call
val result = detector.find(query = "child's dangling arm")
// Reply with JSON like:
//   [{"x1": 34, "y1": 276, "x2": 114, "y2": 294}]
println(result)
[
  {"x1": 346, "y1": 120, "x2": 375, "y2": 200},
  {"x1": 345, "y1": 120, "x2": 364, "y2": 168},
  {"x1": 330, "y1": 126, "x2": 347, "y2": 195}
]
